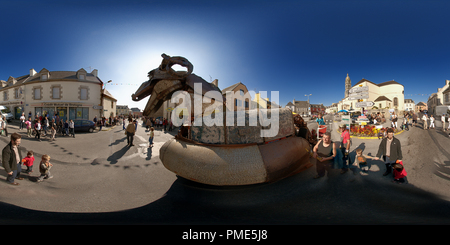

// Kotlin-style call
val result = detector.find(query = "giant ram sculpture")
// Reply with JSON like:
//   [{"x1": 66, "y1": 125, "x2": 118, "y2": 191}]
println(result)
[{"x1": 132, "y1": 54, "x2": 312, "y2": 186}]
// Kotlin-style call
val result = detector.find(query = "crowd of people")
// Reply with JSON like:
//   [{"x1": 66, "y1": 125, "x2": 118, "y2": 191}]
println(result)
[
  {"x1": 295, "y1": 112, "x2": 409, "y2": 185},
  {"x1": 309, "y1": 123, "x2": 407, "y2": 184},
  {"x1": 15, "y1": 112, "x2": 79, "y2": 142}
]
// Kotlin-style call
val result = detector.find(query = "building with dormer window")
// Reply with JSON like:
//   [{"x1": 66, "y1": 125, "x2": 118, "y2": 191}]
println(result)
[{"x1": 0, "y1": 68, "x2": 115, "y2": 120}]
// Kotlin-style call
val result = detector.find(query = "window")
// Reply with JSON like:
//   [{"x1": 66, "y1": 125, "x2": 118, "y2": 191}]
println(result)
[
  {"x1": 239, "y1": 89, "x2": 244, "y2": 96},
  {"x1": 34, "y1": 88, "x2": 41, "y2": 100},
  {"x1": 235, "y1": 99, "x2": 242, "y2": 107},
  {"x1": 14, "y1": 88, "x2": 20, "y2": 99},
  {"x1": 393, "y1": 97, "x2": 398, "y2": 107},
  {"x1": 79, "y1": 75, "x2": 85, "y2": 80},
  {"x1": 52, "y1": 87, "x2": 60, "y2": 99},
  {"x1": 41, "y1": 75, "x2": 47, "y2": 81},
  {"x1": 245, "y1": 101, "x2": 249, "y2": 108},
  {"x1": 3, "y1": 91, "x2": 7, "y2": 101},
  {"x1": 80, "y1": 88, "x2": 88, "y2": 100}
]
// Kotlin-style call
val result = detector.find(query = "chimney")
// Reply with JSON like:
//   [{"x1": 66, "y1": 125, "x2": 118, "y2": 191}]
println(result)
[
  {"x1": 212, "y1": 79, "x2": 218, "y2": 87},
  {"x1": 30, "y1": 69, "x2": 37, "y2": 76},
  {"x1": 91, "y1": 69, "x2": 98, "y2": 77}
]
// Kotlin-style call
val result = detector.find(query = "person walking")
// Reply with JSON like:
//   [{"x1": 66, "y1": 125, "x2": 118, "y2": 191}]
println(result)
[
  {"x1": 2, "y1": 116, "x2": 8, "y2": 137},
  {"x1": 2, "y1": 133, "x2": 23, "y2": 185},
  {"x1": 126, "y1": 119, "x2": 136, "y2": 146},
  {"x1": 42, "y1": 116, "x2": 49, "y2": 136},
  {"x1": 338, "y1": 124, "x2": 351, "y2": 174},
  {"x1": 448, "y1": 116, "x2": 450, "y2": 131},
  {"x1": 163, "y1": 118, "x2": 167, "y2": 132},
  {"x1": 147, "y1": 127, "x2": 154, "y2": 147},
  {"x1": 64, "y1": 120, "x2": 69, "y2": 136},
  {"x1": 429, "y1": 115, "x2": 435, "y2": 129},
  {"x1": 376, "y1": 128, "x2": 403, "y2": 177},
  {"x1": 37, "y1": 154, "x2": 53, "y2": 182},
  {"x1": 20, "y1": 113, "x2": 26, "y2": 130},
  {"x1": 422, "y1": 114, "x2": 428, "y2": 130},
  {"x1": 312, "y1": 132, "x2": 336, "y2": 179},
  {"x1": 23, "y1": 150, "x2": 35, "y2": 174},
  {"x1": 69, "y1": 119, "x2": 75, "y2": 137},
  {"x1": 441, "y1": 114, "x2": 446, "y2": 131},
  {"x1": 25, "y1": 117, "x2": 32, "y2": 137},
  {"x1": 412, "y1": 112, "x2": 418, "y2": 127},
  {"x1": 34, "y1": 119, "x2": 41, "y2": 141},
  {"x1": 50, "y1": 119, "x2": 56, "y2": 141}
]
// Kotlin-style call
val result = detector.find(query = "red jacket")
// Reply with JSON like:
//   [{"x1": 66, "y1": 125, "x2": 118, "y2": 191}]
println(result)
[
  {"x1": 393, "y1": 160, "x2": 407, "y2": 179},
  {"x1": 23, "y1": 156, "x2": 35, "y2": 167}
]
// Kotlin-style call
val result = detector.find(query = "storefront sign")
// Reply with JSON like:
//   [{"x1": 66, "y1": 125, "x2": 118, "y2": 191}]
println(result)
[
  {"x1": 2, "y1": 101, "x2": 22, "y2": 105},
  {"x1": 42, "y1": 102, "x2": 83, "y2": 107}
]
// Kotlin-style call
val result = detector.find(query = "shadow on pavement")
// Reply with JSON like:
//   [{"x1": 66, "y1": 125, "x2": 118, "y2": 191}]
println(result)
[{"x1": 2, "y1": 169, "x2": 450, "y2": 225}]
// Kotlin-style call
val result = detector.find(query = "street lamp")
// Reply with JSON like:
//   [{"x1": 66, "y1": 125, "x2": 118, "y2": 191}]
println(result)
[{"x1": 304, "y1": 94, "x2": 312, "y2": 103}]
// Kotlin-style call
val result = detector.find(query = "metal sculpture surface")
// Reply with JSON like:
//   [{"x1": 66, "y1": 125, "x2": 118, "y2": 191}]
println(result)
[{"x1": 132, "y1": 54, "x2": 312, "y2": 186}]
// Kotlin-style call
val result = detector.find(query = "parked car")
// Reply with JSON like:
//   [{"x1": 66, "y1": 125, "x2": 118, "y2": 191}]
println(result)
[
  {"x1": 73, "y1": 119, "x2": 96, "y2": 133},
  {"x1": 0, "y1": 106, "x2": 13, "y2": 122}
]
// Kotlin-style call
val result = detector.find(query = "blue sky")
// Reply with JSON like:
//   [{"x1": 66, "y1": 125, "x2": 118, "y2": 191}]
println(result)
[{"x1": 1, "y1": 0, "x2": 449, "y2": 110}]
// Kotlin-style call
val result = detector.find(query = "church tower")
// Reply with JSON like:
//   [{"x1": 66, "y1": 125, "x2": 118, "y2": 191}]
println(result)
[{"x1": 345, "y1": 73, "x2": 351, "y2": 98}]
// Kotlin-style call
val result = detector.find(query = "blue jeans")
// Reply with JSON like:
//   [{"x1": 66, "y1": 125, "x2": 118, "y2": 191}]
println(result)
[
  {"x1": 6, "y1": 163, "x2": 21, "y2": 183},
  {"x1": 384, "y1": 156, "x2": 396, "y2": 174},
  {"x1": 149, "y1": 137, "x2": 153, "y2": 145}
]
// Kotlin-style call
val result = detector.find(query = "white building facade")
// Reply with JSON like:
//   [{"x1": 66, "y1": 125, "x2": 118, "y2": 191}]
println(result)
[
  {"x1": 0, "y1": 68, "x2": 113, "y2": 121},
  {"x1": 404, "y1": 99, "x2": 415, "y2": 112},
  {"x1": 337, "y1": 76, "x2": 405, "y2": 114}
]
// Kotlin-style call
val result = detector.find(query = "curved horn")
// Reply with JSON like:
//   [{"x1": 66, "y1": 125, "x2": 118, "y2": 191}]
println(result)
[{"x1": 164, "y1": 55, "x2": 193, "y2": 78}]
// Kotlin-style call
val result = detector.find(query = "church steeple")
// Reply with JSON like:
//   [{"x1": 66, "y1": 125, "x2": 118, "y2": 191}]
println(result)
[{"x1": 345, "y1": 73, "x2": 351, "y2": 98}]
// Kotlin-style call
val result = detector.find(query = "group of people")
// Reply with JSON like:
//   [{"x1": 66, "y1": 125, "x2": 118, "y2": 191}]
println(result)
[
  {"x1": 124, "y1": 116, "x2": 156, "y2": 148},
  {"x1": 19, "y1": 112, "x2": 75, "y2": 142},
  {"x1": 310, "y1": 123, "x2": 407, "y2": 184},
  {"x1": 421, "y1": 113, "x2": 450, "y2": 131},
  {"x1": 2, "y1": 133, "x2": 53, "y2": 186},
  {"x1": 143, "y1": 117, "x2": 173, "y2": 132}
]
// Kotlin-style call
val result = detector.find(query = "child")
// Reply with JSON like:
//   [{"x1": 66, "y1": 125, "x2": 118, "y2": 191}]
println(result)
[
  {"x1": 25, "y1": 117, "x2": 32, "y2": 137},
  {"x1": 402, "y1": 117, "x2": 409, "y2": 131},
  {"x1": 392, "y1": 160, "x2": 408, "y2": 184},
  {"x1": 37, "y1": 154, "x2": 53, "y2": 182},
  {"x1": 22, "y1": 151, "x2": 35, "y2": 174},
  {"x1": 351, "y1": 148, "x2": 379, "y2": 175},
  {"x1": 147, "y1": 127, "x2": 154, "y2": 147},
  {"x1": 377, "y1": 128, "x2": 386, "y2": 139}
]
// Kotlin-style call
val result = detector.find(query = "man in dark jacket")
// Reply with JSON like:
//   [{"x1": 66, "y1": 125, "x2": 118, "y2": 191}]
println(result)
[
  {"x1": 376, "y1": 128, "x2": 403, "y2": 176},
  {"x1": 2, "y1": 133, "x2": 23, "y2": 185}
]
